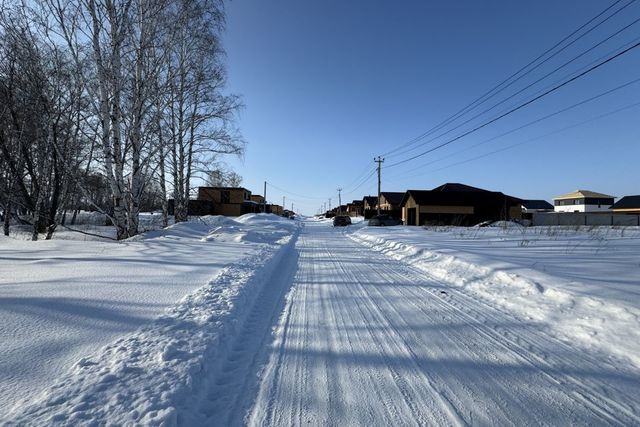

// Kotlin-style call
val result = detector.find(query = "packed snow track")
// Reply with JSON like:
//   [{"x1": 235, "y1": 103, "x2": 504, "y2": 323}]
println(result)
[{"x1": 245, "y1": 221, "x2": 639, "y2": 426}]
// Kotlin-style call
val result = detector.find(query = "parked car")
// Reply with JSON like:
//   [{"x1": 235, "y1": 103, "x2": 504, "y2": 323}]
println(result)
[
  {"x1": 333, "y1": 215, "x2": 352, "y2": 226},
  {"x1": 368, "y1": 214, "x2": 402, "y2": 226}
]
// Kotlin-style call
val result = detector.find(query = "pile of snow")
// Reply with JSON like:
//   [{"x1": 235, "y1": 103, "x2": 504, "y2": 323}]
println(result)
[
  {"x1": 0, "y1": 214, "x2": 299, "y2": 422},
  {"x1": 350, "y1": 225, "x2": 640, "y2": 368},
  {"x1": 202, "y1": 214, "x2": 298, "y2": 244}
]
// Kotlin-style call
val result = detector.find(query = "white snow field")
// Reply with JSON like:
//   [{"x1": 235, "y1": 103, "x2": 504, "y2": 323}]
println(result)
[
  {"x1": 0, "y1": 214, "x2": 298, "y2": 423},
  {"x1": 2, "y1": 217, "x2": 639, "y2": 425}
]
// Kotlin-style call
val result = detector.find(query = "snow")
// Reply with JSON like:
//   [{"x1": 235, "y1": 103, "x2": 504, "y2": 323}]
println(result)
[
  {"x1": 250, "y1": 222, "x2": 640, "y2": 425},
  {"x1": 350, "y1": 224, "x2": 640, "y2": 368},
  {"x1": 0, "y1": 214, "x2": 298, "y2": 422},
  {"x1": 2, "y1": 217, "x2": 639, "y2": 425}
]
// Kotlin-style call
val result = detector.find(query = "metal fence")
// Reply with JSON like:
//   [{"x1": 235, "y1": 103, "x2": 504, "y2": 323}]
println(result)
[{"x1": 532, "y1": 212, "x2": 640, "y2": 226}]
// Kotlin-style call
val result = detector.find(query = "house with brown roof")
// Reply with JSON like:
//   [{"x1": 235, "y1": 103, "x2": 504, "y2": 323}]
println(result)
[
  {"x1": 553, "y1": 190, "x2": 614, "y2": 213},
  {"x1": 401, "y1": 183, "x2": 522, "y2": 226}
]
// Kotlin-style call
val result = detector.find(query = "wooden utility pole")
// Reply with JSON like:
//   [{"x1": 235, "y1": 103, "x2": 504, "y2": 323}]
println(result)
[
  {"x1": 263, "y1": 181, "x2": 267, "y2": 213},
  {"x1": 375, "y1": 157, "x2": 384, "y2": 215},
  {"x1": 337, "y1": 188, "x2": 342, "y2": 214}
]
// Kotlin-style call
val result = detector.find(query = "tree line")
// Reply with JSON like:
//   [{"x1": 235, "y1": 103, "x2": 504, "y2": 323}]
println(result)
[{"x1": 0, "y1": 0, "x2": 244, "y2": 240}]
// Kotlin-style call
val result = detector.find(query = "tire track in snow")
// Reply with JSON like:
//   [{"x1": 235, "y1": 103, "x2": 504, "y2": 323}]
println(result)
[
  {"x1": 350, "y1": 232, "x2": 640, "y2": 425},
  {"x1": 189, "y1": 233, "x2": 301, "y2": 426},
  {"x1": 248, "y1": 222, "x2": 639, "y2": 426}
]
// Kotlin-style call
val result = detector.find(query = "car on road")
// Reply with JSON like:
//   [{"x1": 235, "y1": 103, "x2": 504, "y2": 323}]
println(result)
[
  {"x1": 368, "y1": 214, "x2": 402, "y2": 226},
  {"x1": 333, "y1": 215, "x2": 352, "y2": 226}
]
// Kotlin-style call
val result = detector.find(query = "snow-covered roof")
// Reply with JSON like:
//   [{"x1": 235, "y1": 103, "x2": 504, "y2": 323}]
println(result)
[{"x1": 553, "y1": 190, "x2": 614, "y2": 200}]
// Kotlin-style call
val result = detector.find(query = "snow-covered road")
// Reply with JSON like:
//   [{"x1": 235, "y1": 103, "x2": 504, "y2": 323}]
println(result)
[{"x1": 247, "y1": 221, "x2": 640, "y2": 426}]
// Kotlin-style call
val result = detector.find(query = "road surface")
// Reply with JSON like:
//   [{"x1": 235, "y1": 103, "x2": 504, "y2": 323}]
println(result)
[{"x1": 205, "y1": 221, "x2": 640, "y2": 426}]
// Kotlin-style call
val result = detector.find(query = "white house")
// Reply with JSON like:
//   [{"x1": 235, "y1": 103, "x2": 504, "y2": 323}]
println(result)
[{"x1": 553, "y1": 190, "x2": 615, "y2": 213}]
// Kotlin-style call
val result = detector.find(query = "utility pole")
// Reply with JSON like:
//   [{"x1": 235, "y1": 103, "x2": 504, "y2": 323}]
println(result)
[
  {"x1": 283, "y1": 196, "x2": 285, "y2": 214},
  {"x1": 374, "y1": 157, "x2": 384, "y2": 215},
  {"x1": 337, "y1": 188, "x2": 342, "y2": 214},
  {"x1": 263, "y1": 181, "x2": 267, "y2": 213},
  {"x1": 329, "y1": 198, "x2": 332, "y2": 211},
  {"x1": 291, "y1": 203, "x2": 294, "y2": 213}
]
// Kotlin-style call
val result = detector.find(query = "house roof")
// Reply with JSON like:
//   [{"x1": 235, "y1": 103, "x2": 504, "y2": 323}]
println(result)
[
  {"x1": 363, "y1": 196, "x2": 378, "y2": 206},
  {"x1": 401, "y1": 186, "x2": 522, "y2": 207},
  {"x1": 431, "y1": 183, "x2": 490, "y2": 192},
  {"x1": 521, "y1": 200, "x2": 553, "y2": 210},
  {"x1": 553, "y1": 190, "x2": 614, "y2": 200},
  {"x1": 380, "y1": 192, "x2": 404, "y2": 205},
  {"x1": 350, "y1": 200, "x2": 363, "y2": 206},
  {"x1": 610, "y1": 195, "x2": 640, "y2": 209}
]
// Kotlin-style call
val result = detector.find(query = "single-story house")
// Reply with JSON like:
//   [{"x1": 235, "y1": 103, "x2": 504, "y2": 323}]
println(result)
[
  {"x1": 401, "y1": 183, "x2": 522, "y2": 226},
  {"x1": 346, "y1": 200, "x2": 363, "y2": 217},
  {"x1": 362, "y1": 196, "x2": 378, "y2": 219},
  {"x1": 610, "y1": 195, "x2": 640, "y2": 214},
  {"x1": 378, "y1": 192, "x2": 404, "y2": 220},
  {"x1": 553, "y1": 190, "x2": 614, "y2": 213}
]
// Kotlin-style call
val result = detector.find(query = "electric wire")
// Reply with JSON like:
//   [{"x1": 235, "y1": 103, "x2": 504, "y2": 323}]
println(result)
[
  {"x1": 385, "y1": 76, "x2": 640, "y2": 181},
  {"x1": 384, "y1": 39, "x2": 640, "y2": 168},
  {"x1": 406, "y1": 101, "x2": 640, "y2": 179},
  {"x1": 387, "y1": 12, "x2": 640, "y2": 161},
  {"x1": 381, "y1": 0, "x2": 634, "y2": 158}
]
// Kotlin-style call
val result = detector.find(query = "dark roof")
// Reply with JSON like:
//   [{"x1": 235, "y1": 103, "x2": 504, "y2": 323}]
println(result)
[
  {"x1": 611, "y1": 195, "x2": 640, "y2": 209},
  {"x1": 199, "y1": 186, "x2": 251, "y2": 192},
  {"x1": 350, "y1": 200, "x2": 363, "y2": 206},
  {"x1": 401, "y1": 187, "x2": 522, "y2": 207},
  {"x1": 363, "y1": 196, "x2": 378, "y2": 206},
  {"x1": 431, "y1": 183, "x2": 490, "y2": 192},
  {"x1": 522, "y1": 200, "x2": 553, "y2": 210},
  {"x1": 380, "y1": 192, "x2": 405, "y2": 205}
]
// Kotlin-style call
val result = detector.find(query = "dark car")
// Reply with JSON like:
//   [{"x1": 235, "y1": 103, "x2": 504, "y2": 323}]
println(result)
[
  {"x1": 368, "y1": 214, "x2": 402, "y2": 226},
  {"x1": 333, "y1": 215, "x2": 352, "y2": 226}
]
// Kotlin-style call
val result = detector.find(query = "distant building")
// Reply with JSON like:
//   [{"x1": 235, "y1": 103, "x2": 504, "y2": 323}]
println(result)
[
  {"x1": 362, "y1": 196, "x2": 378, "y2": 218},
  {"x1": 376, "y1": 192, "x2": 404, "y2": 220},
  {"x1": 610, "y1": 195, "x2": 640, "y2": 214},
  {"x1": 250, "y1": 194, "x2": 265, "y2": 205},
  {"x1": 346, "y1": 200, "x2": 363, "y2": 217},
  {"x1": 198, "y1": 187, "x2": 259, "y2": 216},
  {"x1": 553, "y1": 190, "x2": 614, "y2": 213},
  {"x1": 401, "y1": 183, "x2": 522, "y2": 226}
]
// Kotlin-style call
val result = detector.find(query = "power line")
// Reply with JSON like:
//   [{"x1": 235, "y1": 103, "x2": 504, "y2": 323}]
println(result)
[
  {"x1": 265, "y1": 181, "x2": 327, "y2": 200},
  {"x1": 387, "y1": 12, "x2": 640, "y2": 161},
  {"x1": 385, "y1": 39, "x2": 640, "y2": 168},
  {"x1": 412, "y1": 101, "x2": 640, "y2": 179},
  {"x1": 381, "y1": 0, "x2": 635, "y2": 158},
  {"x1": 386, "y1": 76, "x2": 640, "y2": 180}
]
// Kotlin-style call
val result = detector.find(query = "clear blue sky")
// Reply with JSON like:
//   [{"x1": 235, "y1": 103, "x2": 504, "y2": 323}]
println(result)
[{"x1": 220, "y1": 0, "x2": 640, "y2": 215}]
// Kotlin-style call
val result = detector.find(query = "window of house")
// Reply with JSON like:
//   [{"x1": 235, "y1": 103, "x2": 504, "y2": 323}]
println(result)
[{"x1": 221, "y1": 190, "x2": 230, "y2": 204}]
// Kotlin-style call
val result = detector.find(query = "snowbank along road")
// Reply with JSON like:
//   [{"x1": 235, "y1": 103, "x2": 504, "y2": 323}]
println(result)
[{"x1": 3, "y1": 218, "x2": 639, "y2": 425}]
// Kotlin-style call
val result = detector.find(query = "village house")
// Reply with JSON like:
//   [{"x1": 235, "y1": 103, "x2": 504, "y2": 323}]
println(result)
[
  {"x1": 521, "y1": 199, "x2": 554, "y2": 220},
  {"x1": 378, "y1": 192, "x2": 404, "y2": 219},
  {"x1": 197, "y1": 186, "x2": 260, "y2": 216},
  {"x1": 346, "y1": 200, "x2": 363, "y2": 217},
  {"x1": 610, "y1": 195, "x2": 640, "y2": 214},
  {"x1": 553, "y1": 190, "x2": 614, "y2": 213},
  {"x1": 362, "y1": 196, "x2": 378, "y2": 219},
  {"x1": 400, "y1": 183, "x2": 522, "y2": 226}
]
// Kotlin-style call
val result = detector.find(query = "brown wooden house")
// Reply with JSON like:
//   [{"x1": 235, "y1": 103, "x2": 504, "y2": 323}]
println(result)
[
  {"x1": 401, "y1": 183, "x2": 522, "y2": 226},
  {"x1": 198, "y1": 187, "x2": 260, "y2": 216}
]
